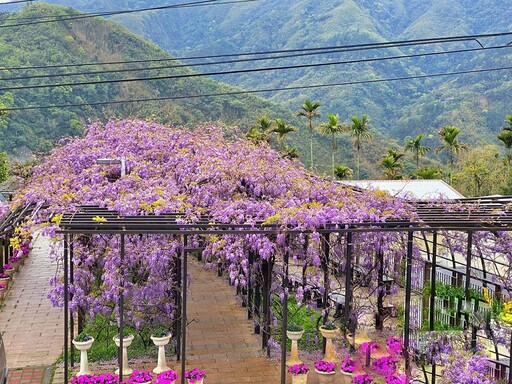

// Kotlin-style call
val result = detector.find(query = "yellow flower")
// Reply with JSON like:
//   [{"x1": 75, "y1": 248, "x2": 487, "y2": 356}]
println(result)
[{"x1": 92, "y1": 216, "x2": 108, "y2": 223}]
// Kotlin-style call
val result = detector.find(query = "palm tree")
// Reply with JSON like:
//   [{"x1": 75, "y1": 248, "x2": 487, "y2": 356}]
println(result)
[
  {"x1": 246, "y1": 116, "x2": 273, "y2": 144},
  {"x1": 501, "y1": 114, "x2": 512, "y2": 131},
  {"x1": 405, "y1": 134, "x2": 431, "y2": 172},
  {"x1": 415, "y1": 168, "x2": 443, "y2": 179},
  {"x1": 349, "y1": 115, "x2": 372, "y2": 179},
  {"x1": 380, "y1": 149, "x2": 405, "y2": 180},
  {"x1": 271, "y1": 119, "x2": 297, "y2": 151},
  {"x1": 334, "y1": 165, "x2": 353, "y2": 180},
  {"x1": 498, "y1": 130, "x2": 512, "y2": 165},
  {"x1": 297, "y1": 99, "x2": 321, "y2": 170},
  {"x1": 436, "y1": 125, "x2": 468, "y2": 185},
  {"x1": 318, "y1": 114, "x2": 345, "y2": 177}
]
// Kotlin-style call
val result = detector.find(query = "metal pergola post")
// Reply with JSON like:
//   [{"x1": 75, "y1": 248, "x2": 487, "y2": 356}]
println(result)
[
  {"x1": 404, "y1": 230, "x2": 414, "y2": 381},
  {"x1": 181, "y1": 235, "x2": 187, "y2": 384},
  {"x1": 280, "y1": 237, "x2": 289, "y2": 384},
  {"x1": 118, "y1": 234, "x2": 125, "y2": 384},
  {"x1": 430, "y1": 230, "x2": 437, "y2": 384},
  {"x1": 344, "y1": 231, "x2": 353, "y2": 334},
  {"x1": 63, "y1": 234, "x2": 69, "y2": 383}
]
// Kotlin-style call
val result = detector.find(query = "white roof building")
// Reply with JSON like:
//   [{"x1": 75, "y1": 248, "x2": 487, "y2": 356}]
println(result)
[{"x1": 339, "y1": 179, "x2": 464, "y2": 200}]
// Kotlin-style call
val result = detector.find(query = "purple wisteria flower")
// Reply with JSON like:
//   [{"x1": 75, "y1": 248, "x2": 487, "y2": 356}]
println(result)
[
  {"x1": 287, "y1": 363, "x2": 309, "y2": 375},
  {"x1": 315, "y1": 359, "x2": 336, "y2": 373},
  {"x1": 184, "y1": 368, "x2": 205, "y2": 383}
]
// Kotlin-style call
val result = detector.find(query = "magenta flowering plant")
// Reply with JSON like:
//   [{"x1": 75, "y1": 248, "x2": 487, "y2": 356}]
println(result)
[
  {"x1": 8, "y1": 256, "x2": 22, "y2": 263},
  {"x1": 351, "y1": 374, "x2": 373, "y2": 384},
  {"x1": 372, "y1": 355, "x2": 397, "y2": 376},
  {"x1": 359, "y1": 342, "x2": 379, "y2": 355},
  {"x1": 386, "y1": 373, "x2": 406, "y2": 384},
  {"x1": 315, "y1": 359, "x2": 336, "y2": 373},
  {"x1": 184, "y1": 368, "x2": 205, "y2": 382},
  {"x1": 156, "y1": 369, "x2": 178, "y2": 383},
  {"x1": 70, "y1": 374, "x2": 96, "y2": 384},
  {"x1": 0, "y1": 273, "x2": 8, "y2": 279},
  {"x1": 95, "y1": 374, "x2": 119, "y2": 384},
  {"x1": 386, "y1": 336, "x2": 401, "y2": 355},
  {"x1": 340, "y1": 357, "x2": 355, "y2": 373},
  {"x1": 0, "y1": 284, "x2": 5, "y2": 290},
  {"x1": 287, "y1": 363, "x2": 309, "y2": 375},
  {"x1": 3, "y1": 264, "x2": 13, "y2": 270},
  {"x1": 127, "y1": 370, "x2": 153, "y2": 383}
]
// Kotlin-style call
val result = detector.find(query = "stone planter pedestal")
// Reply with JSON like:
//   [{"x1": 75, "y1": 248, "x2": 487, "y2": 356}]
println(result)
[
  {"x1": 72, "y1": 337, "x2": 94, "y2": 376},
  {"x1": 286, "y1": 329, "x2": 304, "y2": 367},
  {"x1": 114, "y1": 334, "x2": 134, "y2": 376},
  {"x1": 150, "y1": 334, "x2": 171, "y2": 373}
]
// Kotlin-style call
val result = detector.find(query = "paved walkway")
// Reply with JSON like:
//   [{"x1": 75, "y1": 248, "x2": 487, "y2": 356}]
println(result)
[
  {"x1": 182, "y1": 257, "x2": 281, "y2": 383},
  {"x1": 0, "y1": 232, "x2": 63, "y2": 382}
]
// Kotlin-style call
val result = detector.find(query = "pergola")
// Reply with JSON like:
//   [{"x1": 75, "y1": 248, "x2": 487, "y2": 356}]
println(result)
[{"x1": 56, "y1": 196, "x2": 512, "y2": 384}]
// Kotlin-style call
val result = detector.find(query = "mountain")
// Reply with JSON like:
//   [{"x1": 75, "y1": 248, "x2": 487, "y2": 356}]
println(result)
[
  {"x1": 38, "y1": 0, "x2": 512, "y2": 146},
  {"x1": 0, "y1": 3, "x2": 297, "y2": 154}
]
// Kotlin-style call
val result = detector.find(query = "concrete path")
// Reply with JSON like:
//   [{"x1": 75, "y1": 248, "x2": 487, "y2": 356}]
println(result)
[{"x1": 0, "y1": 232, "x2": 63, "y2": 374}]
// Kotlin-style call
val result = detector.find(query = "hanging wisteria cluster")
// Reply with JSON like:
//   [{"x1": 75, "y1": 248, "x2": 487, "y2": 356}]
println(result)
[{"x1": 11, "y1": 119, "x2": 415, "y2": 329}]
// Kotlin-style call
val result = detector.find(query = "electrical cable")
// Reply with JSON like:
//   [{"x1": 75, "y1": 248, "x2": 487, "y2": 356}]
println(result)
[
  {"x1": 1, "y1": 44, "x2": 509, "y2": 82},
  {"x1": 0, "y1": 30, "x2": 510, "y2": 72},
  {"x1": 2, "y1": 65, "x2": 510, "y2": 112},
  {"x1": 0, "y1": 0, "x2": 259, "y2": 28},
  {"x1": 1, "y1": 43, "x2": 510, "y2": 92},
  {"x1": 0, "y1": 0, "x2": 36, "y2": 5}
]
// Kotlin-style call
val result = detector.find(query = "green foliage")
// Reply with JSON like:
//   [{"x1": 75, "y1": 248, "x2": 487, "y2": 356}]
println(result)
[
  {"x1": 0, "y1": 152, "x2": 8, "y2": 183},
  {"x1": 74, "y1": 331, "x2": 92, "y2": 342},
  {"x1": 79, "y1": 315, "x2": 158, "y2": 361}
]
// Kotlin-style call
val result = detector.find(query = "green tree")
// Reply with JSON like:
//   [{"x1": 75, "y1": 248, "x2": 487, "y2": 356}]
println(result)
[
  {"x1": 414, "y1": 168, "x2": 443, "y2": 180},
  {"x1": 318, "y1": 114, "x2": 345, "y2": 177},
  {"x1": 501, "y1": 114, "x2": 512, "y2": 131},
  {"x1": 297, "y1": 100, "x2": 321, "y2": 171},
  {"x1": 246, "y1": 116, "x2": 273, "y2": 144},
  {"x1": 0, "y1": 152, "x2": 8, "y2": 183},
  {"x1": 436, "y1": 125, "x2": 468, "y2": 185},
  {"x1": 405, "y1": 134, "x2": 431, "y2": 172},
  {"x1": 380, "y1": 149, "x2": 404, "y2": 180},
  {"x1": 453, "y1": 146, "x2": 506, "y2": 196},
  {"x1": 349, "y1": 115, "x2": 372, "y2": 179},
  {"x1": 271, "y1": 119, "x2": 297, "y2": 151},
  {"x1": 334, "y1": 165, "x2": 353, "y2": 180},
  {"x1": 497, "y1": 130, "x2": 512, "y2": 165}
]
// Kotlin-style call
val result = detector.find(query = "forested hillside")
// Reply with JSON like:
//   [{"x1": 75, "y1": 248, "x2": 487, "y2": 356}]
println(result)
[
  {"x1": 39, "y1": 0, "x2": 512, "y2": 144},
  {"x1": 0, "y1": 3, "x2": 295, "y2": 154}
]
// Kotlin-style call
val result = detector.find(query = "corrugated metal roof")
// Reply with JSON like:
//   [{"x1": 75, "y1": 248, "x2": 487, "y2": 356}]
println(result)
[{"x1": 339, "y1": 179, "x2": 464, "y2": 200}]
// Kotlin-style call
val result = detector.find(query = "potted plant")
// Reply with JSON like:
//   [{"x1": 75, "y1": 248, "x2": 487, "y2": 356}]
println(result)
[
  {"x1": 351, "y1": 374, "x2": 372, "y2": 384},
  {"x1": 286, "y1": 322, "x2": 304, "y2": 367},
  {"x1": 0, "y1": 283, "x2": 5, "y2": 301},
  {"x1": 3, "y1": 264, "x2": 14, "y2": 278},
  {"x1": 94, "y1": 373, "x2": 119, "y2": 384},
  {"x1": 72, "y1": 331, "x2": 94, "y2": 376},
  {"x1": 113, "y1": 333, "x2": 135, "y2": 376},
  {"x1": 319, "y1": 322, "x2": 339, "y2": 363},
  {"x1": 150, "y1": 326, "x2": 172, "y2": 373},
  {"x1": 8, "y1": 256, "x2": 22, "y2": 272},
  {"x1": 287, "y1": 363, "x2": 309, "y2": 384},
  {"x1": 156, "y1": 369, "x2": 179, "y2": 384},
  {"x1": 340, "y1": 357, "x2": 355, "y2": 384},
  {"x1": 314, "y1": 359, "x2": 336, "y2": 384},
  {"x1": 0, "y1": 273, "x2": 9, "y2": 289},
  {"x1": 128, "y1": 370, "x2": 153, "y2": 384},
  {"x1": 184, "y1": 368, "x2": 205, "y2": 384}
]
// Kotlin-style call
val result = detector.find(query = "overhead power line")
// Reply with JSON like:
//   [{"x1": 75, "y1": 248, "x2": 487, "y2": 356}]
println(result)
[
  {"x1": 1, "y1": 30, "x2": 511, "y2": 73},
  {"x1": 0, "y1": 0, "x2": 259, "y2": 28},
  {"x1": 1, "y1": 44, "x2": 510, "y2": 92},
  {"x1": 0, "y1": 0, "x2": 36, "y2": 5},
  {"x1": 2, "y1": 65, "x2": 511, "y2": 112},
  {"x1": 1, "y1": 45, "x2": 509, "y2": 82}
]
